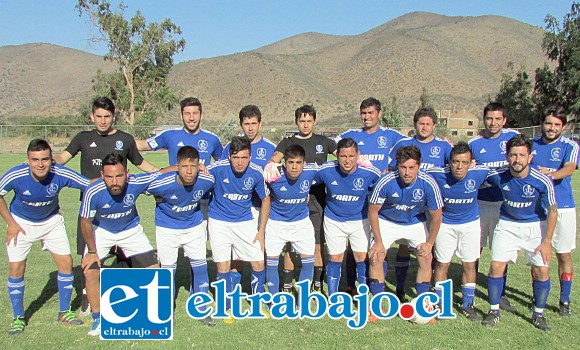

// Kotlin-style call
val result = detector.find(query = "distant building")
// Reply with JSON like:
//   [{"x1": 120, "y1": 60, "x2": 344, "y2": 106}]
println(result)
[{"x1": 438, "y1": 109, "x2": 479, "y2": 138}]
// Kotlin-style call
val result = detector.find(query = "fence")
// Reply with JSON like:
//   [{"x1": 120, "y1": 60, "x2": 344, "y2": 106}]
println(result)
[{"x1": 1, "y1": 123, "x2": 579, "y2": 154}]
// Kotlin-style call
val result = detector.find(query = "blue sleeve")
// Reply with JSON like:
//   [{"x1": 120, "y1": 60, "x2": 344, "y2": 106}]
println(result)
[
  {"x1": 212, "y1": 137, "x2": 224, "y2": 161},
  {"x1": 254, "y1": 172, "x2": 268, "y2": 199},
  {"x1": 146, "y1": 131, "x2": 168, "y2": 151},
  {"x1": 220, "y1": 143, "x2": 230, "y2": 161},
  {"x1": 425, "y1": 179, "x2": 443, "y2": 211}
]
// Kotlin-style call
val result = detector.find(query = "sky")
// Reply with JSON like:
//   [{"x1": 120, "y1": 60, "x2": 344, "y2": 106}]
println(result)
[{"x1": 0, "y1": 1, "x2": 575, "y2": 63}]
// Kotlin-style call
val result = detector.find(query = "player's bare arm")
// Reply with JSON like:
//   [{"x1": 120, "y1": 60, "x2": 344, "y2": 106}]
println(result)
[
  {"x1": 418, "y1": 208, "x2": 442, "y2": 257},
  {"x1": 80, "y1": 217, "x2": 100, "y2": 272},
  {"x1": 368, "y1": 203, "x2": 386, "y2": 263},
  {"x1": 135, "y1": 139, "x2": 152, "y2": 152},
  {"x1": 53, "y1": 150, "x2": 73, "y2": 165},
  {"x1": 254, "y1": 195, "x2": 271, "y2": 252},
  {"x1": 535, "y1": 204, "x2": 558, "y2": 265},
  {"x1": 0, "y1": 196, "x2": 25, "y2": 246},
  {"x1": 136, "y1": 159, "x2": 159, "y2": 173},
  {"x1": 268, "y1": 151, "x2": 284, "y2": 164},
  {"x1": 539, "y1": 161, "x2": 576, "y2": 180}
]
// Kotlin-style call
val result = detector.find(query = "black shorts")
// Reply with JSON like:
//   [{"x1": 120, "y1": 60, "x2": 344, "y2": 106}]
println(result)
[{"x1": 308, "y1": 195, "x2": 325, "y2": 245}]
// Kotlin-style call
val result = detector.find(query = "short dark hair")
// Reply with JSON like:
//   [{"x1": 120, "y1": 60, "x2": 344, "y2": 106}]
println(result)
[
  {"x1": 542, "y1": 105, "x2": 567, "y2": 126},
  {"x1": 295, "y1": 105, "x2": 316, "y2": 122},
  {"x1": 483, "y1": 102, "x2": 507, "y2": 119},
  {"x1": 239, "y1": 105, "x2": 261, "y2": 124},
  {"x1": 413, "y1": 107, "x2": 437, "y2": 124},
  {"x1": 177, "y1": 146, "x2": 200, "y2": 162},
  {"x1": 360, "y1": 97, "x2": 381, "y2": 112},
  {"x1": 229, "y1": 136, "x2": 251, "y2": 155},
  {"x1": 395, "y1": 145, "x2": 422, "y2": 165},
  {"x1": 337, "y1": 138, "x2": 358, "y2": 153},
  {"x1": 284, "y1": 144, "x2": 305, "y2": 160},
  {"x1": 27, "y1": 139, "x2": 52, "y2": 156},
  {"x1": 92, "y1": 97, "x2": 115, "y2": 114},
  {"x1": 180, "y1": 97, "x2": 203, "y2": 114},
  {"x1": 102, "y1": 153, "x2": 126, "y2": 168},
  {"x1": 506, "y1": 134, "x2": 532, "y2": 154},
  {"x1": 450, "y1": 142, "x2": 472, "y2": 160}
]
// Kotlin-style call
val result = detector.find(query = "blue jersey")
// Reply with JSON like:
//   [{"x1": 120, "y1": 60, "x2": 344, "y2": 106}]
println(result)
[
  {"x1": 221, "y1": 137, "x2": 276, "y2": 170},
  {"x1": 468, "y1": 129, "x2": 519, "y2": 202},
  {"x1": 146, "y1": 172, "x2": 215, "y2": 229},
  {"x1": 369, "y1": 170, "x2": 443, "y2": 225},
  {"x1": 146, "y1": 128, "x2": 223, "y2": 166},
  {"x1": 427, "y1": 166, "x2": 491, "y2": 224},
  {"x1": 0, "y1": 163, "x2": 89, "y2": 222},
  {"x1": 336, "y1": 127, "x2": 405, "y2": 172},
  {"x1": 314, "y1": 161, "x2": 380, "y2": 222},
  {"x1": 80, "y1": 172, "x2": 160, "y2": 233},
  {"x1": 531, "y1": 136, "x2": 579, "y2": 209},
  {"x1": 389, "y1": 136, "x2": 452, "y2": 169},
  {"x1": 207, "y1": 160, "x2": 268, "y2": 222},
  {"x1": 486, "y1": 166, "x2": 556, "y2": 223},
  {"x1": 268, "y1": 165, "x2": 317, "y2": 222}
]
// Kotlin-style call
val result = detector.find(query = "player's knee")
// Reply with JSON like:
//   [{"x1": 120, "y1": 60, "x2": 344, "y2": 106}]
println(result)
[{"x1": 132, "y1": 250, "x2": 158, "y2": 268}]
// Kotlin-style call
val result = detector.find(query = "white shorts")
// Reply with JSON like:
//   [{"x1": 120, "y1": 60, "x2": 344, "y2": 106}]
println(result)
[
  {"x1": 479, "y1": 200, "x2": 501, "y2": 248},
  {"x1": 324, "y1": 216, "x2": 370, "y2": 255},
  {"x1": 434, "y1": 220, "x2": 481, "y2": 263},
  {"x1": 156, "y1": 225, "x2": 206, "y2": 265},
  {"x1": 7, "y1": 214, "x2": 71, "y2": 262},
  {"x1": 200, "y1": 198, "x2": 209, "y2": 231},
  {"x1": 89, "y1": 224, "x2": 154, "y2": 259},
  {"x1": 373, "y1": 219, "x2": 428, "y2": 250},
  {"x1": 552, "y1": 208, "x2": 577, "y2": 253},
  {"x1": 491, "y1": 219, "x2": 547, "y2": 267},
  {"x1": 208, "y1": 218, "x2": 263, "y2": 263},
  {"x1": 265, "y1": 217, "x2": 315, "y2": 256}
]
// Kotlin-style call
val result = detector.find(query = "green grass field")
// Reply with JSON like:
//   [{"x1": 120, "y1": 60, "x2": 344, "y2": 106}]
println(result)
[{"x1": 0, "y1": 152, "x2": 578, "y2": 349}]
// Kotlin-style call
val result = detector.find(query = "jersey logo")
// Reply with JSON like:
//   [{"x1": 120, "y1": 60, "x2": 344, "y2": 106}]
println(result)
[
  {"x1": 223, "y1": 178, "x2": 230, "y2": 183},
  {"x1": 149, "y1": 140, "x2": 158, "y2": 149},
  {"x1": 46, "y1": 183, "x2": 59, "y2": 196},
  {"x1": 430, "y1": 146, "x2": 441, "y2": 158},
  {"x1": 550, "y1": 148, "x2": 561, "y2": 161},
  {"x1": 479, "y1": 148, "x2": 487, "y2": 154},
  {"x1": 464, "y1": 179, "x2": 477, "y2": 193},
  {"x1": 280, "y1": 186, "x2": 287, "y2": 191},
  {"x1": 315, "y1": 145, "x2": 324, "y2": 154},
  {"x1": 353, "y1": 178, "x2": 364, "y2": 191},
  {"x1": 392, "y1": 192, "x2": 400, "y2": 198},
  {"x1": 300, "y1": 180, "x2": 310, "y2": 193},
  {"x1": 177, "y1": 141, "x2": 185, "y2": 147},
  {"x1": 90, "y1": 142, "x2": 97, "y2": 148},
  {"x1": 115, "y1": 141, "x2": 124, "y2": 151},
  {"x1": 499, "y1": 141, "x2": 507, "y2": 153},
  {"x1": 198, "y1": 140, "x2": 208, "y2": 152},
  {"x1": 502, "y1": 185, "x2": 510, "y2": 191},
  {"x1": 23, "y1": 190, "x2": 31, "y2": 196},
  {"x1": 443, "y1": 184, "x2": 451, "y2": 189},
  {"x1": 243, "y1": 177, "x2": 255, "y2": 190},
  {"x1": 170, "y1": 195, "x2": 178, "y2": 200},
  {"x1": 522, "y1": 184, "x2": 535, "y2": 198},
  {"x1": 531, "y1": 150, "x2": 537, "y2": 155},
  {"x1": 193, "y1": 190, "x2": 204, "y2": 201},
  {"x1": 256, "y1": 148, "x2": 267, "y2": 160},
  {"x1": 358, "y1": 141, "x2": 365, "y2": 146},
  {"x1": 377, "y1": 136, "x2": 387, "y2": 148},
  {"x1": 102, "y1": 203, "x2": 111, "y2": 209},
  {"x1": 412, "y1": 189, "x2": 424, "y2": 202},
  {"x1": 123, "y1": 194, "x2": 135, "y2": 206},
  {"x1": 331, "y1": 181, "x2": 338, "y2": 186}
]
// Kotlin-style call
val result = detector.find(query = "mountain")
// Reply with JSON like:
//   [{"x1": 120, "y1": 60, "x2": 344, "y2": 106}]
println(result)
[{"x1": 0, "y1": 12, "x2": 549, "y2": 127}]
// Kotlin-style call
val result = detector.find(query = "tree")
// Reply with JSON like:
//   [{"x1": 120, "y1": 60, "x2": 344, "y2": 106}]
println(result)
[
  {"x1": 419, "y1": 87, "x2": 433, "y2": 108},
  {"x1": 77, "y1": 0, "x2": 186, "y2": 126},
  {"x1": 381, "y1": 96, "x2": 405, "y2": 128},
  {"x1": 537, "y1": 2, "x2": 580, "y2": 119},
  {"x1": 495, "y1": 62, "x2": 536, "y2": 127}
]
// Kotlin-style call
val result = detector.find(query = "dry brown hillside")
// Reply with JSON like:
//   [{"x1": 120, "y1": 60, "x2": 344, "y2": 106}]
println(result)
[{"x1": 0, "y1": 12, "x2": 550, "y2": 127}]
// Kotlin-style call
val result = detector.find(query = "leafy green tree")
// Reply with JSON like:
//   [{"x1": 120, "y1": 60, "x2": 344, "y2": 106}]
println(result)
[
  {"x1": 381, "y1": 96, "x2": 405, "y2": 128},
  {"x1": 215, "y1": 115, "x2": 241, "y2": 143},
  {"x1": 419, "y1": 87, "x2": 433, "y2": 108},
  {"x1": 537, "y1": 2, "x2": 580, "y2": 119},
  {"x1": 495, "y1": 62, "x2": 536, "y2": 127},
  {"x1": 76, "y1": 0, "x2": 186, "y2": 126}
]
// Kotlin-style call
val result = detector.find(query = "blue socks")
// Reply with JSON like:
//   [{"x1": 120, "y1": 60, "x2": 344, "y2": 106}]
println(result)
[
  {"x1": 326, "y1": 261, "x2": 342, "y2": 295},
  {"x1": 356, "y1": 261, "x2": 368, "y2": 286},
  {"x1": 488, "y1": 276, "x2": 504, "y2": 315},
  {"x1": 299, "y1": 256, "x2": 315, "y2": 285},
  {"x1": 416, "y1": 282, "x2": 431, "y2": 296},
  {"x1": 57, "y1": 272, "x2": 74, "y2": 312},
  {"x1": 251, "y1": 269, "x2": 266, "y2": 294},
  {"x1": 217, "y1": 272, "x2": 232, "y2": 311},
  {"x1": 462, "y1": 283, "x2": 476, "y2": 309},
  {"x1": 8, "y1": 277, "x2": 25, "y2": 318},
  {"x1": 533, "y1": 279, "x2": 551, "y2": 317},
  {"x1": 266, "y1": 258, "x2": 280, "y2": 295},
  {"x1": 560, "y1": 273, "x2": 573, "y2": 303}
]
